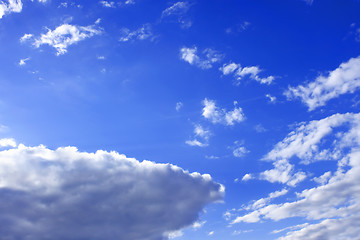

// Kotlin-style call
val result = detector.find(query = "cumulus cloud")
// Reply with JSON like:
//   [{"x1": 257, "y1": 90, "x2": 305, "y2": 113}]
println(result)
[
  {"x1": 0, "y1": 138, "x2": 16, "y2": 148},
  {"x1": 230, "y1": 112, "x2": 360, "y2": 240},
  {"x1": 119, "y1": 24, "x2": 154, "y2": 42},
  {"x1": 285, "y1": 56, "x2": 360, "y2": 111},
  {"x1": 202, "y1": 99, "x2": 245, "y2": 125},
  {"x1": 0, "y1": 0, "x2": 22, "y2": 19},
  {"x1": 231, "y1": 141, "x2": 249, "y2": 158},
  {"x1": 0, "y1": 142, "x2": 223, "y2": 240},
  {"x1": 220, "y1": 62, "x2": 275, "y2": 85},
  {"x1": 31, "y1": 20, "x2": 102, "y2": 55},
  {"x1": 186, "y1": 125, "x2": 210, "y2": 147},
  {"x1": 242, "y1": 173, "x2": 253, "y2": 181},
  {"x1": 180, "y1": 47, "x2": 223, "y2": 69},
  {"x1": 19, "y1": 33, "x2": 33, "y2": 43}
]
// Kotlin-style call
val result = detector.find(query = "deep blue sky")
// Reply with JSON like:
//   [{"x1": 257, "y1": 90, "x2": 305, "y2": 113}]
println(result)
[{"x1": 1, "y1": 0, "x2": 360, "y2": 239}]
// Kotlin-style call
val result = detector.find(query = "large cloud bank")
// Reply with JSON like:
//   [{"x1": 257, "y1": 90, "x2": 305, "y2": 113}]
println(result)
[{"x1": 0, "y1": 143, "x2": 223, "y2": 240}]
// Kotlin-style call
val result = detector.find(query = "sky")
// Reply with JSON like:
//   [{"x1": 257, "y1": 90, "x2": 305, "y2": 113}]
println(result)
[{"x1": 0, "y1": 0, "x2": 360, "y2": 239}]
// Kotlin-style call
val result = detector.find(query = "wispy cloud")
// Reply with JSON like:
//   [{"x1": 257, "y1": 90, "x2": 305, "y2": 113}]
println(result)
[
  {"x1": 19, "y1": 57, "x2": 30, "y2": 66},
  {"x1": 285, "y1": 56, "x2": 360, "y2": 111},
  {"x1": 119, "y1": 24, "x2": 154, "y2": 42},
  {"x1": 180, "y1": 47, "x2": 224, "y2": 69},
  {"x1": 30, "y1": 20, "x2": 102, "y2": 55}
]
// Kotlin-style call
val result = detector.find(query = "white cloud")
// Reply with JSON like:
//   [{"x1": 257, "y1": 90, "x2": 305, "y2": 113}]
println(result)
[
  {"x1": 19, "y1": 57, "x2": 30, "y2": 66},
  {"x1": 202, "y1": 98, "x2": 245, "y2": 125},
  {"x1": 0, "y1": 138, "x2": 16, "y2": 148},
  {"x1": 0, "y1": 142, "x2": 223, "y2": 240},
  {"x1": 231, "y1": 141, "x2": 249, "y2": 158},
  {"x1": 19, "y1": 33, "x2": 33, "y2": 43},
  {"x1": 176, "y1": 101, "x2": 183, "y2": 111},
  {"x1": 119, "y1": 24, "x2": 153, "y2": 42},
  {"x1": 266, "y1": 94, "x2": 276, "y2": 103},
  {"x1": 285, "y1": 56, "x2": 360, "y2": 111},
  {"x1": 180, "y1": 47, "x2": 223, "y2": 69},
  {"x1": 0, "y1": 0, "x2": 22, "y2": 19},
  {"x1": 32, "y1": 21, "x2": 102, "y2": 55},
  {"x1": 208, "y1": 231, "x2": 214, "y2": 236},
  {"x1": 230, "y1": 112, "x2": 360, "y2": 240},
  {"x1": 220, "y1": 63, "x2": 275, "y2": 85},
  {"x1": 162, "y1": 1, "x2": 189, "y2": 18},
  {"x1": 254, "y1": 124, "x2": 267, "y2": 133},
  {"x1": 192, "y1": 220, "x2": 206, "y2": 229},
  {"x1": 186, "y1": 125, "x2": 210, "y2": 147},
  {"x1": 245, "y1": 188, "x2": 288, "y2": 211},
  {"x1": 99, "y1": 0, "x2": 115, "y2": 7},
  {"x1": 166, "y1": 230, "x2": 184, "y2": 239},
  {"x1": 242, "y1": 173, "x2": 253, "y2": 181},
  {"x1": 97, "y1": 55, "x2": 105, "y2": 60}
]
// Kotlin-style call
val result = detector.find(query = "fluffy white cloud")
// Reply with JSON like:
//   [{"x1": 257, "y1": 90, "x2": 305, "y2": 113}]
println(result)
[
  {"x1": 186, "y1": 125, "x2": 210, "y2": 147},
  {"x1": 180, "y1": 47, "x2": 223, "y2": 69},
  {"x1": 285, "y1": 56, "x2": 360, "y2": 111},
  {"x1": 0, "y1": 138, "x2": 16, "y2": 148},
  {"x1": 19, "y1": 33, "x2": 33, "y2": 43},
  {"x1": 0, "y1": 0, "x2": 22, "y2": 19},
  {"x1": 32, "y1": 21, "x2": 102, "y2": 55},
  {"x1": 119, "y1": 24, "x2": 153, "y2": 42},
  {"x1": 230, "y1": 112, "x2": 360, "y2": 240},
  {"x1": 220, "y1": 62, "x2": 275, "y2": 85},
  {"x1": 0, "y1": 143, "x2": 223, "y2": 240},
  {"x1": 242, "y1": 173, "x2": 253, "y2": 181},
  {"x1": 202, "y1": 99, "x2": 245, "y2": 125}
]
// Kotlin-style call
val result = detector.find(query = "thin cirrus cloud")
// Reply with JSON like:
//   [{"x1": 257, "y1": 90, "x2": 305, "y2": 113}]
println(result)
[
  {"x1": 119, "y1": 24, "x2": 154, "y2": 42},
  {"x1": 180, "y1": 47, "x2": 224, "y2": 69},
  {"x1": 161, "y1": 1, "x2": 192, "y2": 28},
  {"x1": 230, "y1": 112, "x2": 360, "y2": 240},
  {"x1": 220, "y1": 62, "x2": 275, "y2": 85},
  {"x1": 285, "y1": 55, "x2": 360, "y2": 111},
  {"x1": 202, "y1": 99, "x2": 245, "y2": 126},
  {"x1": 22, "y1": 20, "x2": 103, "y2": 55},
  {"x1": 0, "y1": 141, "x2": 224, "y2": 240}
]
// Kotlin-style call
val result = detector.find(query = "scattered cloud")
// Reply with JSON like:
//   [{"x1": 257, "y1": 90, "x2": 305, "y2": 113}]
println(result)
[
  {"x1": 167, "y1": 230, "x2": 184, "y2": 239},
  {"x1": 266, "y1": 94, "x2": 276, "y2": 103},
  {"x1": 254, "y1": 124, "x2": 267, "y2": 133},
  {"x1": 97, "y1": 55, "x2": 105, "y2": 60},
  {"x1": 19, "y1": 33, "x2": 33, "y2": 43},
  {"x1": 230, "y1": 112, "x2": 360, "y2": 240},
  {"x1": 285, "y1": 56, "x2": 360, "y2": 111},
  {"x1": 0, "y1": 142, "x2": 223, "y2": 240},
  {"x1": 192, "y1": 220, "x2": 206, "y2": 229},
  {"x1": 161, "y1": 2, "x2": 192, "y2": 28},
  {"x1": 119, "y1": 24, "x2": 154, "y2": 42},
  {"x1": 208, "y1": 231, "x2": 214, "y2": 236},
  {"x1": 176, "y1": 101, "x2": 183, "y2": 111},
  {"x1": 0, "y1": 0, "x2": 22, "y2": 19},
  {"x1": 186, "y1": 125, "x2": 210, "y2": 147},
  {"x1": 225, "y1": 21, "x2": 251, "y2": 34},
  {"x1": 31, "y1": 20, "x2": 102, "y2": 55},
  {"x1": 231, "y1": 141, "x2": 249, "y2": 158},
  {"x1": 202, "y1": 99, "x2": 245, "y2": 125},
  {"x1": 242, "y1": 173, "x2": 253, "y2": 181},
  {"x1": 99, "y1": 0, "x2": 115, "y2": 8},
  {"x1": 180, "y1": 47, "x2": 223, "y2": 69},
  {"x1": 18, "y1": 57, "x2": 30, "y2": 66},
  {"x1": 220, "y1": 62, "x2": 275, "y2": 85}
]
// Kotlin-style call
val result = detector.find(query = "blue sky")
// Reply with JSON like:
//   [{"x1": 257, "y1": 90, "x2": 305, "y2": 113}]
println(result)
[{"x1": 1, "y1": 0, "x2": 360, "y2": 239}]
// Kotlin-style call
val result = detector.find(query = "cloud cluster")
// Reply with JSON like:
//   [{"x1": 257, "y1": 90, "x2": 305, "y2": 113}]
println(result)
[
  {"x1": 0, "y1": 142, "x2": 223, "y2": 240},
  {"x1": 202, "y1": 99, "x2": 245, "y2": 125},
  {"x1": 180, "y1": 47, "x2": 223, "y2": 69},
  {"x1": 0, "y1": 0, "x2": 22, "y2": 19},
  {"x1": 220, "y1": 62, "x2": 275, "y2": 85},
  {"x1": 285, "y1": 56, "x2": 360, "y2": 111},
  {"x1": 230, "y1": 112, "x2": 360, "y2": 239},
  {"x1": 119, "y1": 24, "x2": 154, "y2": 42},
  {"x1": 28, "y1": 21, "x2": 102, "y2": 55}
]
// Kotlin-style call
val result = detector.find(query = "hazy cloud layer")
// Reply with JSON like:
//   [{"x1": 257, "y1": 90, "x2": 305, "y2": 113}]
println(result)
[{"x1": 0, "y1": 142, "x2": 223, "y2": 240}]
